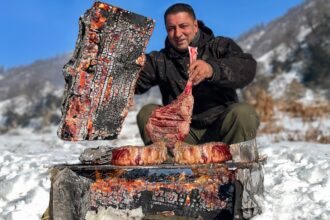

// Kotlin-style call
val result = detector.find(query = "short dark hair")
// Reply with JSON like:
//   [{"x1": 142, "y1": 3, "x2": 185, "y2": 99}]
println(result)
[{"x1": 164, "y1": 3, "x2": 196, "y2": 24}]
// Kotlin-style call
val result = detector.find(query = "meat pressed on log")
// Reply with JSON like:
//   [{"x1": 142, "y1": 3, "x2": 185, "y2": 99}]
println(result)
[
  {"x1": 79, "y1": 141, "x2": 232, "y2": 166},
  {"x1": 110, "y1": 142, "x2": 167, "y2": 166},
  {"x1": 173, "y1": 142, "x2": 232, "y2": 165},
  {"x1": 145, "y1": 47, "x2": 197, "y2": 148},
  {"x1": 57, "y1": 2, "x2": 154, "y2": 141},
  {"x1": 79, "y1": 142, "x2": 167, "y2": 166}
]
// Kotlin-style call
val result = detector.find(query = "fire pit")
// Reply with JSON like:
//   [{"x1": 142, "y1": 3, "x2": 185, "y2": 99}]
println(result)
[
  {"x1": 49, "y1": 140, "x2": 265, "y2": 220},
  {"x1": 51, "y1": 164, "x2": 233, "y2": 219}
]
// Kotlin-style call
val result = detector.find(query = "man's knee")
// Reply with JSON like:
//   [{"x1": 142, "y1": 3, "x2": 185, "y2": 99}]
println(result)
[
  {"x1": 228, "y1": 103, "x2": 260, "y2": 128},
  {"x1": 219, "y1": 103, "x2": 260, "y2": 144}
]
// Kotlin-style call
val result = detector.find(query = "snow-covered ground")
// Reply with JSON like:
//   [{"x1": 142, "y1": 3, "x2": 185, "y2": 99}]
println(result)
[{"x1": 0, "y1": 107, "x2": 330, "y2": 220}]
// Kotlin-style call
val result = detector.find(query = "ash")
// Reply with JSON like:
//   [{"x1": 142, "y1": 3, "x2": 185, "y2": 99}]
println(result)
[{"x1": 85, "y1": 206, "x2": 144, "y2": 220}]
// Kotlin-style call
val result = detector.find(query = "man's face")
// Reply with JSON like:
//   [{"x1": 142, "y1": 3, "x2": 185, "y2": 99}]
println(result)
[{"x1": 165, "y1": 12, "x2": 198, "y2": 52}]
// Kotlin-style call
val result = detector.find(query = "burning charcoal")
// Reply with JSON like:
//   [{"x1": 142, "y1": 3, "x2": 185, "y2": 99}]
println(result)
[
  {"x1": 147, "y1": 173, "x2": 158, "y2": 182},
  {"x1": 121, "y1": 169, "x2": 149, "y2": 180},
  {"x1": 89, "y1": 169, "x2": 236, "y2": 219},
  {"x1": 219, "y1": 183, "x2": 234, "y2": 201},
  {"x1": 58, "y1": 2, "x2": 154, "y2": 140}
]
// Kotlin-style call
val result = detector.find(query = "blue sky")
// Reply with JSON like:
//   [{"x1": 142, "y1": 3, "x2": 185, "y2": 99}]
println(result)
[{"x1": 0, "y1": 0, "x2": 303, "y2": 69}]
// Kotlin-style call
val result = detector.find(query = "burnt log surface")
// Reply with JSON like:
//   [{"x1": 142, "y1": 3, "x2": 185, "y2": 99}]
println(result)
[{"x1": 57, "y1": 2, "x2": 154, "y2": 141}]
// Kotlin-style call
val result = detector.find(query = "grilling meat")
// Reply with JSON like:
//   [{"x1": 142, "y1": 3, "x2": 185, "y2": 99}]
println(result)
[
  {"x1": 173, "y1": 142, "x2": 232, "y2": 165},
  {"x1": 111, "y1": 142, "x2": 167, "y2": 166},
  {"x1": 145, "y1": 47, "x2": 197, "y2": 148}
]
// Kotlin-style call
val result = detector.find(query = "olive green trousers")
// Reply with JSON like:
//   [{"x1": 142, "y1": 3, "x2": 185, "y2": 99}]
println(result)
[{"x1": 137, "y1": 103, "x2": 259, "y2": 145}]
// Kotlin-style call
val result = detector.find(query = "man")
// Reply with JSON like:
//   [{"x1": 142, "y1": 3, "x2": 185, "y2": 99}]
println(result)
[
  {"x1": 135, "y1": 4, "x2": 260, "y2": 219},
  {"x1": 136, "y1": 3, "x2": 259, "y2": 147}
]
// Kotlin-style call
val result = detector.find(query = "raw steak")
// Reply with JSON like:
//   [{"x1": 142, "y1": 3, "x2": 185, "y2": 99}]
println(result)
[
  {"x1": 173, "y1": 142, "x2": 232, "y2": 165},
  {"x1": 79, "y1": 142, "x2": 167, "y2": 166},
  {"x1": 145, "y1": 47, "x2": 197, "y2": 148},
  {"x1": 57, "y1": 2, "x2": 154, "y2": 141}
]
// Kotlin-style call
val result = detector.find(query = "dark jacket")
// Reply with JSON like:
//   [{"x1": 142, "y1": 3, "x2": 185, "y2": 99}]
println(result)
[{"x1": 136, "y1": 21, "x2": 257, "y2": 128}]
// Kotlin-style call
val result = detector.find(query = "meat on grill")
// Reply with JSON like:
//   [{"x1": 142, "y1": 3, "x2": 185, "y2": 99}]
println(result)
[
  {"x1": 111, "y1": 142, "x2": 167, "y2": 166},
  {"x1": 173, "y1": 142, "x2": 232, "y2": 165},
  {"x1": 145, "y1": 47, "x2": 197, "y2": 148}
]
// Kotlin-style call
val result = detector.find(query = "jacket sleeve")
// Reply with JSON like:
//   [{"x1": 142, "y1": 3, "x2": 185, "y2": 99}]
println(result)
[
  {"x1": 205, "y1": 37, "x2": 257, "y2": 89},
  {"x1": 135, "y1": 52, "x2": 159, "y2": 94}
]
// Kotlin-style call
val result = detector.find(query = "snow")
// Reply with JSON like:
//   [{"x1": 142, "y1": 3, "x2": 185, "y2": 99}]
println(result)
[
  {"x1": 254, "y1": 139, "x2": 330, "y2": 220},
  {"x1": 86, "y1": 206, "x2": 144, "y2": 220},
  {"x1": 297, "y1": 25, "x2": 312, "y2": 42},
  {"x1": 256, "y1": 43, "x2": 294, "y2": 77},
  {"x1": 0, "y1": 96, "x2": 33, "y2": 116},
  {"x1": 241, "y1": 30, "x2": 265, "y2": 51},
  {"x1": 268, "y1": 71, "x2": 300, "y2": 99},
  {"x1": 0, "y1": 107, "x2": 330, "y2": 219}
]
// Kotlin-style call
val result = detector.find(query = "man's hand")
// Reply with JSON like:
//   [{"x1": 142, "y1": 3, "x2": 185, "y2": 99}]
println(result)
[
  {"x1": 135, "y1": 54, "x2": 146, "y2": 66},
  {"x1": 188, "y1": 60, "x2": 213, "y2": 85}
]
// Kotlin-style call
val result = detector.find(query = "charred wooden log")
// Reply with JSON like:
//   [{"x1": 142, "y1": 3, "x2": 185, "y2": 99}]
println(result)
[{"x1": 57, "y1": 2, "x2": 154, "y2": 141}]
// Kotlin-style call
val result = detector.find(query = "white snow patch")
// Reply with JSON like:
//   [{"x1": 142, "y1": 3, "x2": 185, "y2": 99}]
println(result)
[
  {"x1": 256, "y1": 43, "x2": 293, "y2": 77},
  {"x1": 0, "y1": 96, "x2": 32, "y2": 115},
  {"x1": 253, "y1": 140, "x2": 330, "y2": 220},
  {"x1": 256, "y1": 50, "x2": 274, "y2": 76},
  {"x1": 241, "y1": 30, "x2": 266, "y2": 51},
  {"x1": 268, "y1": 71, "x2": 299, "y2": 99},
  {"x1": 297, "y1": 25, "x2": 312, "y2": 42},
  {"x1": 298, "y1": 88, "x2": 328, "y2": 106},
  {"x1": 86, "y1": 206, "x2": 144, "y2": 220},
  {"x1": 274, "y1": 44, "x2": 292, "y2": 63}
]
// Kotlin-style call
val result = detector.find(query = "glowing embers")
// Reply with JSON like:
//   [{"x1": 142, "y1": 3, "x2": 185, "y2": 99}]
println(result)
[
  {"x1": 90, "y1": 167, "x2": 235, "y2": 218},
  {"x1": 58, "y1": 2, "x2": 154, "y2": 141}
]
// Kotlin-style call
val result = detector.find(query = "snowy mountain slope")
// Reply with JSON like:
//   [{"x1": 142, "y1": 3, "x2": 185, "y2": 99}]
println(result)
[
  {"x1": 0, "y1": 54, "x2": 70, "y2": 101},
  {"x1": 238, "y1": 0, "x2": 330, "y2": 102},
  {"x1": 237, "y1": 0, "x2": 330, "y2": 59}
]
